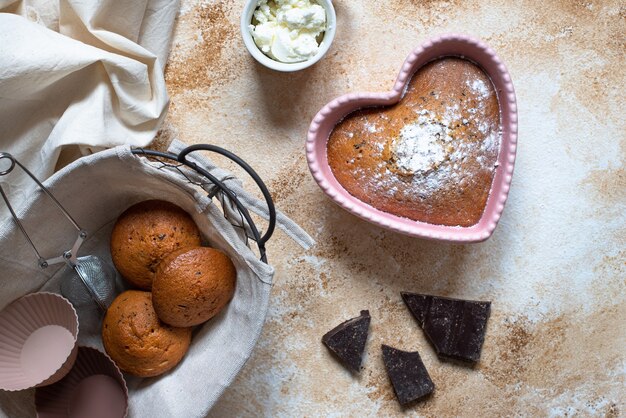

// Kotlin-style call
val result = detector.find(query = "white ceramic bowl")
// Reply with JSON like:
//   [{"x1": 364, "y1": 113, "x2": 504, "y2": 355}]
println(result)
[{"x1": 240, "y1": 0, "x2": 336, "y2": 72}]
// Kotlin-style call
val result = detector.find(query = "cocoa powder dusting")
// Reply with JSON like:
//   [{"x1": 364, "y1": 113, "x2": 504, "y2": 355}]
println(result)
[{"x1": 165, "y1": 1, "x2": 238, "y2": 97}]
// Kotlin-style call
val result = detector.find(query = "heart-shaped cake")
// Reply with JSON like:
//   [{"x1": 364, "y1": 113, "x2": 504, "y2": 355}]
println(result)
[{"x1": 306, "y1": 34, "x2": 517, "y2": 242}]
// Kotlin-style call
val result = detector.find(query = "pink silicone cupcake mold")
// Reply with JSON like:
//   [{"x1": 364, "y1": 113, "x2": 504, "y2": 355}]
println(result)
[
  {"x1": 35, "y1": 346, "x2": 129, "y2": 418},
  {"x1": 306, "y1": 33, "x2": 517, "y2": 243},
  {"x1": 0, "y1": 292, "x2": 79, "y2": 391}
]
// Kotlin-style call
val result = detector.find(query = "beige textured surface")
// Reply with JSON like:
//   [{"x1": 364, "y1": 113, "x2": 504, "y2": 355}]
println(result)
[{"x1": 163, "y1": 0, "x2": 625, "y2": 416}]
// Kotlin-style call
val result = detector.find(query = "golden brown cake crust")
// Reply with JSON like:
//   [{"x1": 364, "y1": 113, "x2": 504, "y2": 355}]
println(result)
[
  {"x1": 327, "y1": 57, "x2": 501, "y2": 227},
  {"x1": 110, "y1": 200, "x2": 202, "y2": 289},
  {"x1": 101, "y1": 290, "x2": 192, "y2": 377},
  {"x1": 152, "y1": 246, "x2": 236, "y2": 327}
]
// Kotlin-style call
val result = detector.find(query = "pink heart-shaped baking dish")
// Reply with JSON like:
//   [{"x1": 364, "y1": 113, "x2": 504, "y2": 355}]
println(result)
[{"x1": 306, "y1": 33, "x2": 517, "y2": 243}]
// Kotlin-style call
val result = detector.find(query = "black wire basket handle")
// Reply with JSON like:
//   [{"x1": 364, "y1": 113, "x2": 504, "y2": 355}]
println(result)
[{"x1": 132, "y1": 144, "x2": 276, "y2": 264}]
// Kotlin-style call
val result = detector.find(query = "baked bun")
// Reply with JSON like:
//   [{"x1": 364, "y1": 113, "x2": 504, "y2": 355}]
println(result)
[
  {"x1": 102, "y1": 290, "x2": 192, "y2": 377},
  {"x1": 110, "y1": 200, "x2": 201, "y2": 289},
  {"x1": 152, "y1": 246, "x2": 236, "y2": 327}
]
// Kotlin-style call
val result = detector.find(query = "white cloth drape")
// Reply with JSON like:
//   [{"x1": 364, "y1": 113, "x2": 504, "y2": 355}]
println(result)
[{"x1": 0, "y1": 0, "x2": 179, "y2": 217}]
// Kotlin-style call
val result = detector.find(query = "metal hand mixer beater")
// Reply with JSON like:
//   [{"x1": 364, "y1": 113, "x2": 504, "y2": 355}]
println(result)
[{"x1": 0, "y1": 152, "x2": 117, "y2": 328}]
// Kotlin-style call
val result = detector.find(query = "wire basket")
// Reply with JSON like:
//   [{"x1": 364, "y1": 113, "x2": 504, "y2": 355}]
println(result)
[
  {"x1": 131, "y1": 143, "x2": 276, "y2": 263},
  {"x1": 0, "y1": 140, "x2": 311, "y2": 417}
]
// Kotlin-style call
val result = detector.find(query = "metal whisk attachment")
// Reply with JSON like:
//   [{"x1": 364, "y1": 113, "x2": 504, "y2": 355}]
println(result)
[{"x1": 0, "y1": 153, "x2": 117, "y2": 314}]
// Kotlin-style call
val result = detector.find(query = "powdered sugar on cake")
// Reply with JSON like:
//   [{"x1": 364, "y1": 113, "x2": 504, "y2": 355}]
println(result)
[
  {"x1": 363, "y1": 121, "x2": 379, "y2": 133},
  {"x1": 468, "y1": 78, "x2": 490, "y2": 99},
  {"x1": 390, "y1": 119, "x2": 451, "y2": 174},
  {"x1": 360, "y1": 94, "x2": 500, "y2": 199}
]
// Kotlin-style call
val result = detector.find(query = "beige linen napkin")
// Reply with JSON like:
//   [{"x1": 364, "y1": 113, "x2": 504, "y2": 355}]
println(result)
[{"x1": 0, "y1": 0, "x2": 178, "y2": 216}]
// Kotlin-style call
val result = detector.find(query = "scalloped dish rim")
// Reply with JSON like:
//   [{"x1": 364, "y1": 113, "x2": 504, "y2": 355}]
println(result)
[{"x1": 306, "y1": 33, "x2": 518, "y2": 243}]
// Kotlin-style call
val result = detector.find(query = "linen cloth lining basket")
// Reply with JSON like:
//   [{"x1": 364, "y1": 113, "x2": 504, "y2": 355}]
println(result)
[{"x1": 0, "y1": 139, "x2": 314, "y2": 417}]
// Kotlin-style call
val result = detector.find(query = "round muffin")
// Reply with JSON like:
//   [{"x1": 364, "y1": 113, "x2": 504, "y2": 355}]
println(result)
[
  {"x1": 110, "y1": 200, "x2": 202, "y2": 289},
  {"x1": 102, "y1": 290, "x2": 192, "y2": 377},
  {"x1": 152, "y1": 246, "x2": 236, "y2": 327}
]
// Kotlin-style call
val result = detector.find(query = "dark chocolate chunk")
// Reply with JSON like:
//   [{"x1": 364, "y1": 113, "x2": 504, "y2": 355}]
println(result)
[
  {"x1": 401, "y1": 292, "x2": 491, "y2": 363},
  {"x1": 322, "y1": 310, "x2": 370, "y2": 372},
  {"x1": 381, "y1": 345, "x2": 434, "y2": 405}
]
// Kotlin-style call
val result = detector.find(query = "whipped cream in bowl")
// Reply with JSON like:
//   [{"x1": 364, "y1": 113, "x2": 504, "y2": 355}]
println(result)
[{"x1": 241, "y1": 0, "x2": 336, "y2": 72}]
